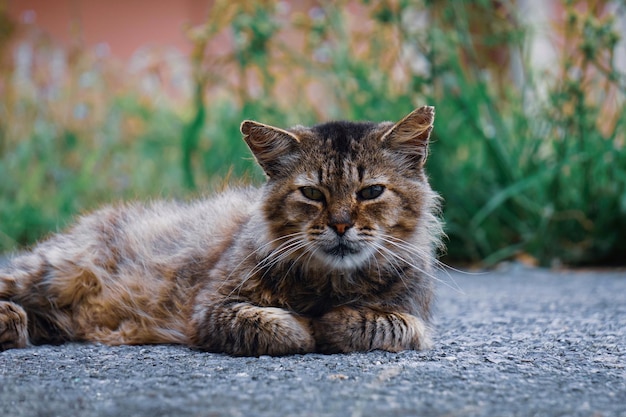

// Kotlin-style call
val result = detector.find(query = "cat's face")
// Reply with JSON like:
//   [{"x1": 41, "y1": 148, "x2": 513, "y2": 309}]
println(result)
[{"x1": 242, "y1": 107, "x2": 436, "y2": 271}]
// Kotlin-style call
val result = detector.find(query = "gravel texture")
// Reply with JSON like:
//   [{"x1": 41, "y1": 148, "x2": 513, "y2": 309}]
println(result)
[{"x1": 1, "y1": 264, "x2": 625, "y2": 417}]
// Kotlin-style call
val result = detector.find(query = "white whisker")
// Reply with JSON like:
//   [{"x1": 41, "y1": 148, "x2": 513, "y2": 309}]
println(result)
[
  {"x1": 370, "y1": 242, "x2": 411, "y2": 292},
  {"x1": 374, "y1": 235, "x2": 465, "y2": 295},
  {"x1": 382, "y1": 234, "x2": 485, "y2": 276},
  {"x1": 215, "y1": 232, "x2": 307, "y2": 292},
  {"x1": 224, "y1": 233, "x2": 310, "y2": 299},
  {"x1": 276, "y1": 242, "x2": 315, "y2": 287}
]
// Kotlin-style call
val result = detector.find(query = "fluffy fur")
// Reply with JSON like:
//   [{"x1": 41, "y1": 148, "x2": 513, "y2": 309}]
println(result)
[{"x1": 0, "y1": 106, "x2": 443, "y2": 356}]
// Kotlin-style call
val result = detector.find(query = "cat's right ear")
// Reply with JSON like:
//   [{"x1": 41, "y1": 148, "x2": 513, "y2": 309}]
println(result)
[{"x1": 241, "y1": 120, "x2": 301, "y2": 178}]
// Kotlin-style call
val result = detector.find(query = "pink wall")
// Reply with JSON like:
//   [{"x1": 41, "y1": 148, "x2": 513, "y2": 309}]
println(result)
[{"x1": 8, "y1": 0, "x2": 210, "y2": 58}]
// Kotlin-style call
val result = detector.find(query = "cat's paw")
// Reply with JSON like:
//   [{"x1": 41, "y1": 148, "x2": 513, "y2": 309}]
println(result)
[
  {"x1": 193, "y1": 303, "x2": 315, "y2": 356},
  {"x1": 0, "y1": 301, "x2": 29, "y2": 351},
  {"x1": 238, "y1": 306, "x2": 315, "y2": 356},
  {"x1": 313, "y1": 307, "x2": 432, "y2": 354}
]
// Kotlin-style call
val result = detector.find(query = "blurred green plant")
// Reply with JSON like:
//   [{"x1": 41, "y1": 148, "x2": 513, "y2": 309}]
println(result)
[
  {"x1": 424, "y1": 0, "x2": 626, "y2": 266},
  {"x1": 0, "y1": 0, "x2": 624, "y2": 266}
]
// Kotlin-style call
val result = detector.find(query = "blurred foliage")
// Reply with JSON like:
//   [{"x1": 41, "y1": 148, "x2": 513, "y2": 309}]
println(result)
[{"x1": 0, "y1": 0, "x2": 625, "y2": 266}]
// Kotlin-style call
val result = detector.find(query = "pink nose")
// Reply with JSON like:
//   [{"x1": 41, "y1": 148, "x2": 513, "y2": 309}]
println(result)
[{"x1": 330, "y1": 222, "x2": 352, "y2": 236}]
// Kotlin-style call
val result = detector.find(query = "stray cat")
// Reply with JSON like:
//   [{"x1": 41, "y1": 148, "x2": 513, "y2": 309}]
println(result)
[{"x1": 0, "y1": 106, "x2": 443, "y2": 356}]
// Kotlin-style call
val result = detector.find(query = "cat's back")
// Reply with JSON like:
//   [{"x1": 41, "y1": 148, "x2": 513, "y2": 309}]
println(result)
[
  {"x1": 39, "y1": 186, "x2": 262, "y2": 269},
  {"x1": 115, "y1": 185, "x2": 260, "y2": 253},
  {"x1": 124, "y1": 186, "x2": 260, "y2": 240}
]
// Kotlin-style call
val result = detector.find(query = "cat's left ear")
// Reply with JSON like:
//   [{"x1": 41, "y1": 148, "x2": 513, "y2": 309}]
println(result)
[
  {"x1": 380, "y1": 106, "x2": 434, "y2": 168},
  {"x1": 241, "y1": 120, "x2": 301, "y2": 178}
]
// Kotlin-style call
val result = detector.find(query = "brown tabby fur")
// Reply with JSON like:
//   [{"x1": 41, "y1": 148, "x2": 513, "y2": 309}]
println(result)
[{"x1": 0, "y1": 106, "x2": 443, "y2": 356}]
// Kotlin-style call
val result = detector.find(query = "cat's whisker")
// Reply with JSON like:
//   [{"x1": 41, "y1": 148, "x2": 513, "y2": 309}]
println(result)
[
  {"x1": 216, "y1": 232, "x2": 307, "y2": 292},
  {"x1": 378, "y1": 242, "x2": 456, "y2": 293},
  {"x1": 374, "y1": 244, "x2": 442, "y2": 290},
  {"x1": 249, "y1": 240, "x2": 317, "y2": 298},
  {"x1": 276, "y1": 243, "x2": 316, "y2": 287},
  {"x1": 376, "y1": 234, "x2": 436, "y2": 258},
  {"x1": 227, "y1": 236, "x2": 310, "y2": 299},
  {"x1": 369, "y1": 242, "x2": 411, "y2": 292},
  {"x1": 367, "y1": 252, "x2": 382, "y2": 282},
  {"x1": 257, "y1": 241, "x2": 310, "y2": 281},
  {"x1": 222, "y1": 239, "x2": 303, "y2": 299},
  {"x1": 374, "y1": 236, "x2": 464, "y2": 295},
  {"x1": 259, "y1": 238, "x2": 310, "y2": 270},
  {"x1": 378, "y1": 234, "x2": 480, "y2": 277},
  {"x1": 302, "y1": 248, "x2": 317, "y2": 274}
]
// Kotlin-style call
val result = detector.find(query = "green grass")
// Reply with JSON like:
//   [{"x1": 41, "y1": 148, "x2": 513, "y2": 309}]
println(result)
[{"x1": 1, "y1": 0, "x2": 625, "y2": 266}]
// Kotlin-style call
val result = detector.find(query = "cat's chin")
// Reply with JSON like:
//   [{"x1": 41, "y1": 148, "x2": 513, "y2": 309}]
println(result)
[{"x1": 312, "y1": 247, "x2": 373, "y2": 271}]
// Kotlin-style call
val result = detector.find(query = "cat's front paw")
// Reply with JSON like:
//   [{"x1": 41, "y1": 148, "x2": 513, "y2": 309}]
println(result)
[
  {"x1": 0, "y1": 301, "x2": 29, "y2": 351},
  {"x1": 192, "y1": 303, "x2": 315, "y2": 356},
  {"x1": 313, "y1": 307, "x2": 432, "y2": 354}
]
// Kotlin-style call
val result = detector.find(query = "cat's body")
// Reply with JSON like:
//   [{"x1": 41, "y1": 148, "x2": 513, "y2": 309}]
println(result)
[{"x1": 0, "y1": 107, "x2": 443, "y2": 356}]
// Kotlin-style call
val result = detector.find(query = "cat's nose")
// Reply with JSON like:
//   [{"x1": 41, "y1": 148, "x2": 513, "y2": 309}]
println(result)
[{"x1": 329, "y1": 221, "x2": 353, "y2": 236}]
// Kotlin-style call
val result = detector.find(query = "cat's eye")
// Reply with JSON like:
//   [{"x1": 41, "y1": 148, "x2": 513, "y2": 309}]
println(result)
[
  {"x1": 358, "y1": 185, "x2": 385, "y2": 200},
  {"x1": 300, "y1": 187, "x2": 325, "y2": 202}
]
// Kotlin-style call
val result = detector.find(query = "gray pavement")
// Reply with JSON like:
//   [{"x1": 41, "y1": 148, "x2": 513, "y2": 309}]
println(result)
[{"x1": 1, "y1": 264, "x2": 625, "y2": 417}]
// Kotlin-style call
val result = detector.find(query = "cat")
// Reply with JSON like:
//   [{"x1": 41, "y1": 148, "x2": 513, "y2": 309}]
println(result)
[{"x1": 0, "y1": 106, "x2": 443, "y2": 356}]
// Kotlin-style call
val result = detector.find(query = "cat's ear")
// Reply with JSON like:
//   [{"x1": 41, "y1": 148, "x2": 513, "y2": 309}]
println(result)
[
  {"x1": 380, "y1": 106, "x2": 434, "y2": 168},
  {"x1": 241, "y1": 120, "x2": 301, "y2": 178}
]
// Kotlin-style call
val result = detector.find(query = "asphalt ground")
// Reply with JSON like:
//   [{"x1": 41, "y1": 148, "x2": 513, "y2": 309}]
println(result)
[{"x1": 1, "y1": 263, "x2": 625, "y2": 417}]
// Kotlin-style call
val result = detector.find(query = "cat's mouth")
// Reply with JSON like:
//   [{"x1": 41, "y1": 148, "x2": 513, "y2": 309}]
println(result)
[
  {"x1": 323, "y1": 242, "x2": 361, "y2": 258},
  {"x1": 315, "y1": 239, "x2": 372, "y2": 270}
]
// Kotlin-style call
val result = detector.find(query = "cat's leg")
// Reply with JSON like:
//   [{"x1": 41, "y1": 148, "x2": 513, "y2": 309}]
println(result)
[
  {"x1": 0, "y1": 301, "x2": 29, "y2": 351},
  {"x1": 190, "y1": 302, "x2": 315, "y2": 356},
  {"x1": 313, "y1": 306, "x2": 432, "y2": 353},
  {"x1": 1, "y1": 262, "x2": 31, "y2": 350},
  {"x1": 0, "y1": 252, "x2": 79, "y2": 346}
]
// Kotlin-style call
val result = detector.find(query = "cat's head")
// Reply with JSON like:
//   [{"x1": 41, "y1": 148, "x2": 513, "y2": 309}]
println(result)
[{"x1": 241, "y1": 106, "x2": 440, "y2": 271}]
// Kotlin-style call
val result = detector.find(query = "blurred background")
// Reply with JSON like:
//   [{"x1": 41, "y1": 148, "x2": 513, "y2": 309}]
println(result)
[{"x1": 0, "y1": 0, "x2": 625, "y2": 267}]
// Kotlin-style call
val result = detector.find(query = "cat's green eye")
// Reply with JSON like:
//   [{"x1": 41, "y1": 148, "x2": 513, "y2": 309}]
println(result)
[
  {"x1": 301, "y1": 187, "x2": 325, "y2": 202},
  {"x1": 358, "y1": 185, "x2": 385, "y2": 200}
]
